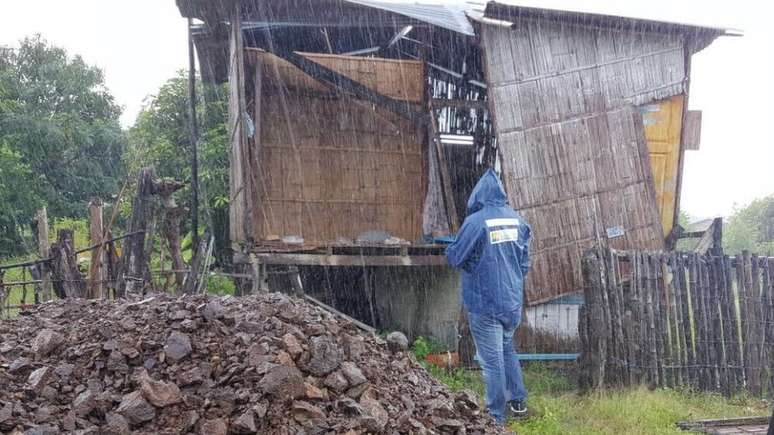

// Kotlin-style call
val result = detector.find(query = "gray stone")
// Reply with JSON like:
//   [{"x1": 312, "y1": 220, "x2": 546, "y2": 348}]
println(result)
[
  {"x1": 107, "y1": 351, "x2": 128, "y2": 372},
  {"x1": 323, "y1": 371, "x2": 349, "y2": 393},
  {"x1": 292, "y1": 400, "x2": 326, "y2": 423},
  {"x1": 164, "y1": 332, "x2": 192, "y2": 362},
  {"x1": 340, "y1": 362, "x2": 367, "y2": 386},
  {"x1": 281, "y1": 333, "x2": 303, "y2": 359},
  {"x1": 0, "y1": 401, "x2": 13, "y2": 423},
  {"x1": 258, "y1": 365, "x2": 306, "y2": 400},
  {"x1": 231, "y1": 410, "x2": 257, "y2": 434},
  {"x1": 360, "y1": 389, "x2": 388, "y2": 432},
  {"x1": 305, "y1": 336, "x2": 342, "y2": 377},
  {"x1": 115, "y1": 391, "x2": 155, "y2": 425},
  {"x1": 27, "y1": 366, "x2": 52, "y2": 394},
  {"x1": 386, "y1": 331, "x2": 409, "y2": 353},
  {"x1": 140, "y1": 376, "x2": 182, "y2": 407},
  {"x1": 9, "y1": 357, "x2": 32, "y2": 375},
  {"x1": 72, "y1": 390, "x2": 97, "y2": 417},
  {"x1": 104, "y1": 412, "x2": 130, "y2": 435},
  {"x1": 202, "y1": 300, "x2": 225, "y2": 322},
  {"x1": 31, "y1": 329, "x2": 64, "y2": 358}
]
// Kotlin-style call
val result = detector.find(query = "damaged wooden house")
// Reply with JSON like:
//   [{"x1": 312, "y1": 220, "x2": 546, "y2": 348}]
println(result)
[{"x1": 175, "y1": 0, "x2": 739, "y2": 350}]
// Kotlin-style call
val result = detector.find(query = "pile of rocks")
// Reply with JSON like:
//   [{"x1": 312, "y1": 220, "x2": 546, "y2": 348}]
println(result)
[{"x1": 0, "y1": 293, "x2": 505, "y2": 434}]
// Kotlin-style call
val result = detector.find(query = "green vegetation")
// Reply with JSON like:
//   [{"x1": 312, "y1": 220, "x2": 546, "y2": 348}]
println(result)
[
  {"x1": 0, "y1": 35, "x2": 126, "y2": 257},
  {"x1": 723, "y1": 195, "x2": 774, "y2": 255},
  {"x1": 410, "y1": 338, "x2": 769, "y2": 435}
]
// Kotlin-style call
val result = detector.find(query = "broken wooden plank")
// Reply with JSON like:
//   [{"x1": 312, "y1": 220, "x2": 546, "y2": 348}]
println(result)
[{"x1": 264, "y1": 46, "x2": 425, "y2": 122}]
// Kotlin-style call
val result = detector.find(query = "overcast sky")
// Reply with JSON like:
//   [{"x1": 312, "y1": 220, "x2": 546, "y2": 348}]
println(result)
[{"x1": 1, "y1": 0, "x2": 772, "y2": 220}]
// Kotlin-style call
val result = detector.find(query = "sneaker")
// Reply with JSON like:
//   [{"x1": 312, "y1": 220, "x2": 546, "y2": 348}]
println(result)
[{"x1": 507, "y1": 400, "x2": 528, "y2": 419}]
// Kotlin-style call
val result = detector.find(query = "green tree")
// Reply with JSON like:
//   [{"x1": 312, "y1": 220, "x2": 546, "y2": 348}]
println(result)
[
  {"x1": 127, "y1": 72, "x2": 229, "y2": 263},
  {"x1": 723, "y1": 195, "x2": 774, "y2": 255},
  {"x1": 0, "y1": 35, "x2": 126, "y2": 256}
]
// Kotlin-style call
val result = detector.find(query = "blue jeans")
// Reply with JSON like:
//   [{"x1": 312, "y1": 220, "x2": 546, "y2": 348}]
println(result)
[{"x1": 468, "y1": 309, "x2": 527, "y2": 423}]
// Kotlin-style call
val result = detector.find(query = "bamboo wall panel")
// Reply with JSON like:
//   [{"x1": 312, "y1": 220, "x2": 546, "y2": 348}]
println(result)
[
  {"x1": 482, "y1": 20, "x2": 686, "y2": 304},
  {"x1": 249, "y1": 51, "x2": 426, "y2": 244}
]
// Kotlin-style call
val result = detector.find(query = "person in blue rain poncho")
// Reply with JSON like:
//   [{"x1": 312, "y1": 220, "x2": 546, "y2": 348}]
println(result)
[{"x1": 445, "y1": 169, "x2": 531, "y2": 423}]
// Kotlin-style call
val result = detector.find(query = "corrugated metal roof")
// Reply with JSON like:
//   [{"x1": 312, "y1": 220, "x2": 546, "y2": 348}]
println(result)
[
  {"x1": 343, "y1": 0, "x2": 476, "y2": 36},
  {"x1": 480, "y1": 1, "x2": 742, "y2": 37}
]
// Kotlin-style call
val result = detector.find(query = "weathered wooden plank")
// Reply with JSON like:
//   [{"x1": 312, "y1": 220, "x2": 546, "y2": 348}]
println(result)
[{"x1": 253, "y1": 253, "x2": 446, "y2": 267}]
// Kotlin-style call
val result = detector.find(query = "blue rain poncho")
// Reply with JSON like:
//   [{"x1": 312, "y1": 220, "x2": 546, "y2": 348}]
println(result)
[{"x1": 445, "y1": 169, "x2": 531, "y2": 314}]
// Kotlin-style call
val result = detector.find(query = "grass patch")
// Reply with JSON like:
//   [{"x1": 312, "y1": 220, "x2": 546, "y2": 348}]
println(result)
[
  {"x1": 409, "y1": 338, "x2": 769, "y2": 434},
  {"x1": 512, "y1": 384, "x2": 769, "y2": 435}
]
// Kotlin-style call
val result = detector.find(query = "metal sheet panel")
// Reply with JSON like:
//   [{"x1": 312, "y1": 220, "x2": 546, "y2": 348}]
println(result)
[
  {"x1": 344, "y1": 0, "x2": 476, "y2": 35},
  {"x1": 641, "y1": 95, "x2": 685, "y2": 235}
]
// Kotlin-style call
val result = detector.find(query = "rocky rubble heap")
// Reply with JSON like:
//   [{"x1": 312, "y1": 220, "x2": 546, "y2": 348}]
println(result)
[{"x1": 0, "y1": 294, "x2": 504, "y2": 434}]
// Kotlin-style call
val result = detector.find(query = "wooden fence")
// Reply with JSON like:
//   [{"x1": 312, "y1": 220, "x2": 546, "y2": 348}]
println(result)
[{"x1": 579, "y1": 248, "x2": 774, "y2": 397}]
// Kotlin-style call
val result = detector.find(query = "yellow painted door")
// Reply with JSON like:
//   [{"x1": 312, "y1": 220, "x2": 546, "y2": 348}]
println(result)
[{"x1": 640, "y1": 95, "x2": 684, "y2": 236}]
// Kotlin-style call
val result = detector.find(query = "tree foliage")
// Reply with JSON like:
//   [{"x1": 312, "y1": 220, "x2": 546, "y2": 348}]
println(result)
[
  {"x1": 0, "y1": 35, "x2": 126, "y2": 256},
  {"x1": 723, "y1": 195, "x2": 774, "y2": 255}
]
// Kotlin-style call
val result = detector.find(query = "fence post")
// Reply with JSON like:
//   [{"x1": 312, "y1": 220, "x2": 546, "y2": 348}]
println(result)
[
  {"x1": 36, "y1": 207, "x2": 52, "y2": 301},
  {"x1": 580, "y1": 248, "x2": 607, "y2": 390},
  {"x1": 50, "y1": 229, "x2": 87, "y2": 298},
  {"x1": 88, "y1": 198, "x2": 104, "y2": 299}
]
